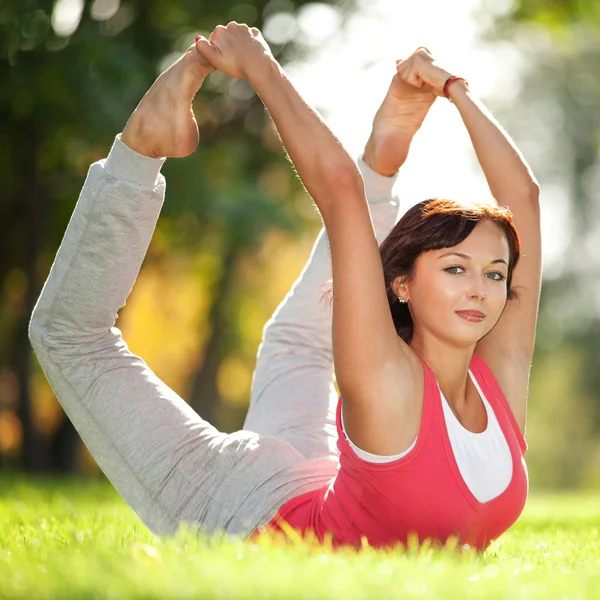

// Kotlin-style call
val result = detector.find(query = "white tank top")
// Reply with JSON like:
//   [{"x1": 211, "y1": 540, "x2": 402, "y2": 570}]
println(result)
[{"x1": 341, "y1": 368, "x2": 513, "y2": 503}]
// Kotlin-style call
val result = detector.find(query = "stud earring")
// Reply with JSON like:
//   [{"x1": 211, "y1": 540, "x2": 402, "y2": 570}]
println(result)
[{"x1": 397, "y1": 296, "x2": 406, "y2": 304}]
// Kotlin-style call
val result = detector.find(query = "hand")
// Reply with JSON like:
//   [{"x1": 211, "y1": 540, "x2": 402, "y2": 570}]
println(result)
[
  {"x1": 195, "y1": 23, "x2": 275, "y2": 81},
  {"x1": 396, "y1": 47, "x2": 454, "y2": 97},
  {"x1": 121, "y1": 42, "x2": 215, "y2": 158}
]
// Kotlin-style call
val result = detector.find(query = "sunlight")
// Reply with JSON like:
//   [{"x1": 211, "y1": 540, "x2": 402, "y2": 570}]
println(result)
[
  {"x1": 51, "y1": 0, "x2": 84, "y2": 37},
  {"x1": 278, "y1": 0, "x2": 559, "y2": 270}
]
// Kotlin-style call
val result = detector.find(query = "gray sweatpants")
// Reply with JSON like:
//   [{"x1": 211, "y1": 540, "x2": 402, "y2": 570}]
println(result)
[{"x1": 28, "y1": 134, "x2": 400, "y2": 539}]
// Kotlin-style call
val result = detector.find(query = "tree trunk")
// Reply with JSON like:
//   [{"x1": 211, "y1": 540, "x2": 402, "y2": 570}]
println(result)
[
  {"x1": 16, "y1": 123, "x2": 48, "y2": 472},
  {"x1": 188, "y1": 242, "x2": 240, "y2": 429},
  {"x1": 49, "y1": 415, "x2": 81, "y2": 472}
]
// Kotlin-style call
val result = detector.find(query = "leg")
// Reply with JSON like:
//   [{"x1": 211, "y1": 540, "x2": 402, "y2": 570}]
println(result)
[
  {"x1": 29, "y1": 137, "x2": 335, "y2": 537},
  {"x1": 244, "y1": 156, "x2": 401, "y2": 460}
]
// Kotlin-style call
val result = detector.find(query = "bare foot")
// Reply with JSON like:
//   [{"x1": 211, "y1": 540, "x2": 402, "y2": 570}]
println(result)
[
  {"x1": 121, "y1": 41, "x2": 216, "y2": 159},
  {"x1": 363, "y1": 67, "x2": 436, "y2": 176}
]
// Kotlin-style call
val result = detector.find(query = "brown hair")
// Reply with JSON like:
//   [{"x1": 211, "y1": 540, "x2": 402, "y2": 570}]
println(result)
[{"x1": 321, "y1": 198, "x2": 521, "y2": 345}]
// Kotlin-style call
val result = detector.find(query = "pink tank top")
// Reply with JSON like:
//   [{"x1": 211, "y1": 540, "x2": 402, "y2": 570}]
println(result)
[{"x1": 262, "y1": 353, "x2": 528, "y2": 551}]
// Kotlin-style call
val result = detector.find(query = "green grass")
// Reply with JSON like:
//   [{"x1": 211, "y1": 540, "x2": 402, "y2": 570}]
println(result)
[{"x1": 1, "y1": 475, "x2": 599, "y2": 599}]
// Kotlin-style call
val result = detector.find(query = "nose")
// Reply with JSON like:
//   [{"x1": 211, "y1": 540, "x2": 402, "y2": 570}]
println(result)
[{"x1": 468, "y1": 274, "x2": 487, "y2": 300}]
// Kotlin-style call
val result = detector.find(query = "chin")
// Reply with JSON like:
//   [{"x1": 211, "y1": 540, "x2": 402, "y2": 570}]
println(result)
[
  {"x1": 453, "y1": 336, "x2": 481, "y2": 349},
  {"x1": 446, "y1": 325, "x2": 489, "y2": 347}
]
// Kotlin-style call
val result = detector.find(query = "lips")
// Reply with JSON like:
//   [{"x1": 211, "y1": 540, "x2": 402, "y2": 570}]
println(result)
[{"x1": 456, "y1": 310, "x2": 486, "y2": 322}]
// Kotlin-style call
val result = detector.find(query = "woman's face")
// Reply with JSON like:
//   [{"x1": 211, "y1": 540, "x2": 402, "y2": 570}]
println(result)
[{"x1": 400, "y1": 219, "x2": 511, "y2": 348}]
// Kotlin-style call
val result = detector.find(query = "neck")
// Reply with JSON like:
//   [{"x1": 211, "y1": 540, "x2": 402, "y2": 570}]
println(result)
[{"x1": 410, "y1": 334, "x2": 475, "y2": 409}]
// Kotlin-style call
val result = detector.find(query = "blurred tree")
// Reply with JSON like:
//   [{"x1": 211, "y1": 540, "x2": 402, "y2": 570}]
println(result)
[
  {"x1": 0, "y1": 0, "x2": 354, "y2": 473},
  {"x1": 479, "y1": 0, "x2": 600, "y2": 487}
]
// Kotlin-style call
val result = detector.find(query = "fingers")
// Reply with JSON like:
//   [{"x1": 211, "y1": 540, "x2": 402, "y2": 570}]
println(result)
[
  {"x1": 195, "y1": 35, "x2": 220, "y2": 65},
  {"x1": 209, "y1": 24, "x2": 227, "y2": 49},
  {"x1": 404, "y1": 67, "x2": 424, "y2": 88},
  {"x1": 415, "y1": 46, "x2": 432, "y2": 56},
  {"x1": 395, "y1": 46, "x2": 434, "y2": 69},
  {"x1": 397, "y1": 60, "x2": 419, "y2": 87},
  {"x1": 209, "y1": 21, "x2": 254, "y2": 44},
  {"x1": 201, "y1": 22, "x2": 253, "y2": 58},
  {"x1": 396, "y1": 47, "x2": 434, "y2": 89}
]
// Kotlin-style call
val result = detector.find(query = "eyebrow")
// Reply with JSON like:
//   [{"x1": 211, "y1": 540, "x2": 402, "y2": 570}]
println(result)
[{"x1": 438, "y1": 252, "x2": 508, "y2": 266}]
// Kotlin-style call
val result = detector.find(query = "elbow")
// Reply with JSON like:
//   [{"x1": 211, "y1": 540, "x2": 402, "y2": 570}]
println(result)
[
  {"x1": 320, "y1": 163, "x2": 364, "y2": 202},
  {"x1": 507, "y1": 179, "x2": 539, "y2": 211},
  {"x1": 523, "y1": 163, "x2": 540, "y2": 202},
  {"x1": 528, "y1": 179, "x2": 540, "y2": 204},
  {"x1": 306, "y1": 163, "x2": 365, "y2": 223},
  {"x1": 328, "y1": 164, "x2": 363, "y2": 192},
  {"x1": 527, "y1": 180, "x2": 541, "y2": 218}
]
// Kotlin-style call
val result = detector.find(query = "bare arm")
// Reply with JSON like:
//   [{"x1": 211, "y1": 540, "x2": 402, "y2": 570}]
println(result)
[
  {"x1": 449, "y1": 82, "x2": 541, "y2": 433},
  {"x1": 448, "y1": 81, "x2": 540, "y2": 202},
  {"x1": 197, "y1": 25, "x2": 422, "y2": 454},
  {"x1": 396, "y1": 48, "x2": 542, "y2": 434},
  {"x1": 249, "y1": 60, "x2": 364, "y2": 217},
  {"x1": 196, "y1": 25, "x2": 363, "y2": 221},
  {"x1": 251, "y1": 50, "x2": 437, "y2": 453}
]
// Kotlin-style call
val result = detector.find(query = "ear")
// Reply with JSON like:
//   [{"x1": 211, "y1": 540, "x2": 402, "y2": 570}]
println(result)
[{"x1": 390, "y1": 275, "x2": 410, "y2": 301}]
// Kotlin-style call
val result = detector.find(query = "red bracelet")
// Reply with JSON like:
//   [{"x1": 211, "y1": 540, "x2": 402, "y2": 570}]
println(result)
[{"x1": 443, "y1": 75, "x2": 468, "y2": 100}]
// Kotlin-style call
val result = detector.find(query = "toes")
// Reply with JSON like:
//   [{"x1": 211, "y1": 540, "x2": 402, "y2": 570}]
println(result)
[{"x1": 186, "y1": 39, "x2": 215, "y2": 73}]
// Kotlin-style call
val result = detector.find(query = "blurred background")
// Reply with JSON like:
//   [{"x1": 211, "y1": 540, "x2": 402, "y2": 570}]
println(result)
[{"x1": 0, "y1": 0, "x2": 599, "y2": 491}]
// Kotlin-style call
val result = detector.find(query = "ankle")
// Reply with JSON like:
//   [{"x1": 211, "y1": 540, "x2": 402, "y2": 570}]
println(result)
[
  {"x1": 363, "y1": 129, "x2": 410, "y2": 177},
  {"x1": 121, "y1": 114, "x2": 161, "y2": 158}
]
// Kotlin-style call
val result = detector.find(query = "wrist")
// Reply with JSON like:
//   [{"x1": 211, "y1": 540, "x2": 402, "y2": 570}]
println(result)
[
  {"x1": 446, "y1": 79, "x2": 470, "y2": 103},
  {"x1": 363, "y1": 129, "x2": 410, "y2": 177},
  {"x1": 244, "y1": 55, "x2": 281, "y2": 88},
  {"x1": 428, "y1": 67, "x2": 453, "y2": 97}
]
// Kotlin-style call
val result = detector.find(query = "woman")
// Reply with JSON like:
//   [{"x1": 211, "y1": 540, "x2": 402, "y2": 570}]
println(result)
[{"x1": 28, "y1": 24, "x2": 541, "y2": 552}]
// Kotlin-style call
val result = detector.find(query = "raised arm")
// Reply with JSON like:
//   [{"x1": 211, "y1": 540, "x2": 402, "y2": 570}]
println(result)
[
  {"x1": 196, "y1": 25, "x2": 363, "y2": 222},
  {"x1": 196, "y1": 25, "x2": 431, "y2": 454},
  {"x1": 397, "y1": 48, "x2": 541, "y2": 433},
  {"x1": 451, "y1": 83, "x2": 540, "y2": 433}
]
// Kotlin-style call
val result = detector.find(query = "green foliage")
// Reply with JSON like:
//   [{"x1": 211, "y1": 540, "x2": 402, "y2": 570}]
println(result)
[
  {"x1": 472, "y1": 0, "x2": 600, "y2": 490},
  {"x1": 0, "y1": 0, "x2": 348, "y2": 470},
  {"x1": 1, "y1": 476, "x2": 600, "y2": 599},
  {"x1": 491, "y1": 0, "x2": 600, "y2": 35}
]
